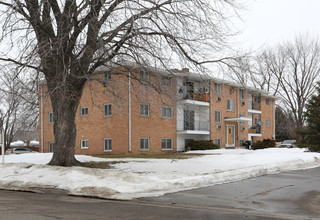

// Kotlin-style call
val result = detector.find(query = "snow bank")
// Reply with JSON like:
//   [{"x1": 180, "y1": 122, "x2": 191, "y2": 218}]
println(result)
[{"x1": 0, "y1": 148, "x2": 319, "y2": 200}]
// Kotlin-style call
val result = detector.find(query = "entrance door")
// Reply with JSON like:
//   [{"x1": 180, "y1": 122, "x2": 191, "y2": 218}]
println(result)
[{"x1": 227, "y1": 125, "x2": 235, "y2": 146}]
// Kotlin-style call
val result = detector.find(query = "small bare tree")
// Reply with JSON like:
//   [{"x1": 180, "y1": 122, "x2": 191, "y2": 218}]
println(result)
[{"x1": 0, "y1": 0, "x2": 241, "y2": 166}]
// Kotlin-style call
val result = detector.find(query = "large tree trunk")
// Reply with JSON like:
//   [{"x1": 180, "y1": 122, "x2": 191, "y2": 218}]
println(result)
[{"x1": 48, "y1": 80, "x2": 86, "y2": 166}]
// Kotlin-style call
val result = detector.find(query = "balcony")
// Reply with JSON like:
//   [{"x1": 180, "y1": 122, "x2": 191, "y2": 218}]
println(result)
[
  {"x1": 177, "y1": 120, "x2": 210, "y2": 135},
  {"x1": 248, "y1": 126, "x2": 262, "y2": 137},
  {"x1": 183, "y1": 92, "x2": 209, "y2": 103}
]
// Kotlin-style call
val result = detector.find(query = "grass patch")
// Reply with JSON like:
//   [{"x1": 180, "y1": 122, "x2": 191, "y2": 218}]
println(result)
[
  {"x1": 93, "y1": 152, "x2": 195, "y2": 160},
  {"x1": 80, "y1": 161, "x2": 128, "y2": 169}
]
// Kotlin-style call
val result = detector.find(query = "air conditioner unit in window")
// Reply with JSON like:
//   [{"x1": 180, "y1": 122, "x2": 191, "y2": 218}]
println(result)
[
  {"x1": 241, "y1": 101, "x2": 245, "y2": 106},
  {"x1": 216, "y1": 125, "x2": 222, "y2": 129},
  {"x1": 241, "y1": 126, "x2": 245, "y2": 131},
  {"x1": 216, "y1": 97, "x2": 221, "y2": 102}
]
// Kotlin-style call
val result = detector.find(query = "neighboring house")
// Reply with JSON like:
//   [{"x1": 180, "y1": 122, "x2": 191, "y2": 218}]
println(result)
[{"x1": 39, "y1": 64, "x2": 276, "y2": 154}]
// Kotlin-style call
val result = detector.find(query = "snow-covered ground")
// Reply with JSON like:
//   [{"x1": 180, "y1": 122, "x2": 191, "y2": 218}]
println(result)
[{"x1": 0, "y1": 148, "x2": 319, "y2": 200}]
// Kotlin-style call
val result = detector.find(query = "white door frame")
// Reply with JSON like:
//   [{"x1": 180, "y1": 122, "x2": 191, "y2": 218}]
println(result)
[{"x1": 226, "y1": 124, "x2": 235, "y2": 147}]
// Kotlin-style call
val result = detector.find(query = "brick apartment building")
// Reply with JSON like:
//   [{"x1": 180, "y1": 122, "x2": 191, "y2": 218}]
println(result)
[{"x1": 39, "y1": 64, "x2": 276, "y2": 154}]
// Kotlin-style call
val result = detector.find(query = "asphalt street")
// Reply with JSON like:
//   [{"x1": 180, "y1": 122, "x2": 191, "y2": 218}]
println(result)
[{"x1": 0, "y1": 167, "x2": 319, "y2": 219}]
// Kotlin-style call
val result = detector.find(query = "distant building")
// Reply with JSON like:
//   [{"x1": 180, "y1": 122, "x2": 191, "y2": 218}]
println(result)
[{"x1": 39, "y1": 64, "x2": 276, "y2": 154}]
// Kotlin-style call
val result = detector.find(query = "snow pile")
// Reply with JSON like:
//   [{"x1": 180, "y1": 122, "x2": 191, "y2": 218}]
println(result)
[
  {"x1": 10, "y1": 140, "x2": 26, "y2": 147},
  {"x1": 0, "y1": 148, "x2": 319, "y2": 200}
]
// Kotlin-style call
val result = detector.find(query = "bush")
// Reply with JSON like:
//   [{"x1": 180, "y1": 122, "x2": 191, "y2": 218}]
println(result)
[
  {"x1": 253, "y1": 139, "x2": 276, "y2": 150},
  {"x1": 186, "y1": 140, "x2": 220, "y2": 151}
]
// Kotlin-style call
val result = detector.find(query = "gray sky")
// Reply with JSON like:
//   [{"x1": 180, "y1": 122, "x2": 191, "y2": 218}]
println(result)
[{"x1": 235, "y1": 0, "x2": 320, "y2": 49}]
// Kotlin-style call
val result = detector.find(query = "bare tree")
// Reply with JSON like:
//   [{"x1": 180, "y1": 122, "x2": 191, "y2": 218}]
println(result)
[
  {"x1": 0, "y1": 0, "x2": 241, "y2": 166},
  {"x1": 228, "y1": 36, "x2": 320, "y2": 133},
  {"x1": 0, "y1": 69, "x2": 39, "y2": 147}
]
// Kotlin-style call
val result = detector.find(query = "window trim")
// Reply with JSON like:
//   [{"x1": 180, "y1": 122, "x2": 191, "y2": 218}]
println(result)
[
  {"x1": 49, "y1": 142, "x2": 55, "y2": 153},
  {"x1": 161, "y1": 76, "x2": 172, "y2": 87},
  {"x1": 140, "y1": 103, "x2": 150, "y2": 116},
  {"x1": 80, "y1": 107, "x2": 88, "y2": 116},
  {"x1": 214, "y1": 83, "x2": 221, "y2": 95},
  {"x1": 215, "y1": 138, "x2": 221, "y2": 147},
  {"x1": 103, "y1": 70, "x2": 112, "y2": 81},
  {"x1": 49, "y1": 112, "x2": 54, "y2": 124},
  {"x1": 104, "y1": 103, "x2": 112, "y2": 117},
  {"x1": 215, "y1": 110, "x2": 221, "y2": 123},
  {"x1": 104, "y1": 138, "x2": 112, "y2": 152},
  {"x1": 266, "y1": 98, "x2": 270, "y2": 106},
  {"x1": 140, "y1": 138, "x2": 150, "y2": 151},
  {"x1": 140, "y1": 70, "x2": 149, "y2": 82},
  {"x1": 266, "y1": 118, "x2": 271, "y2": 127},
  {"x1": 161, "y1": 138, "x2": 173, "y2": 150},
  {"x1": 81, "y1": 139, "x2": 88, "y2": 149},
  {"x1": 239, "y1": 113, "x2": 245, "y2": 125},
  {"x1": 161, "y1": 106, "x2": 172, "y2": 119},
  {"x1": 227, "y1": 99, "x2": 235, "y2": 111},
  {"x1": 239, "y1": 89, "x2": 245, "y2": 100}
]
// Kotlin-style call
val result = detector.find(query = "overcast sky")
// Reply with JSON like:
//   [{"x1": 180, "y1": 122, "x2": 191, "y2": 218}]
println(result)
[{"x1": 235, "y1": 0, "x2": 320, "y2": 50}]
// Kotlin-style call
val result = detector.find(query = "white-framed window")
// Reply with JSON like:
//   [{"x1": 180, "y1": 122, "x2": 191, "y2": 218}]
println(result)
[
  {"x1": 161, "y1": 106, "x2": 172, "y2": 118},
  {"x1": 49, "y1": 142, "x2": 55, "y2": 153},
  {"x1": 215, "y1": 138, "x2": 221, "y2": 147},
  {"x1": 161, "y1": 76, "x2": 172, "y2": 87},
  {"x1": 81, "y1": 139, "x2": 88, "y2": 149},
  {"x1": 266, "y1": 98, "x2": 270, "y2": 105},
  {"x1": 239, "y1": 89, "x2": 245, "y2": 100},
  {"x1": 266, "y1": 118, "x2": 271, "y2": 127},
  {"x1": 140, "y1": 70, "x2": 149, "y2": 82},
  {"x1": 255, "y1": 117, "x2": 261, "y2": 126},
  {"x1": 80, "y1": 107, "x2": 88, "y2": 116},
  {"x1": 215, "y1": 110, "x2": 221, "y2": 123},
  {"x1": 104, "y1": 138, "x2": 112, "y2": 152},
  {"x1": 140, "y1": 138, "x2": 149, "y2": 150},
  {"x1": 239, "y1": 113, "x2": 245, "y2": 125},
  {"x1": 104, "y1": 104, "x2": 112, "y2": 117},
  {"x1": 49, "y1": 112, "x2": 54, "y2": 123},
  {"x1": 140, "y1": 103, "x2": 149, "y2": 116},
  {"x1": 227, "y1": 99, "x2": 235, "y2": 111},
  {"x1": 214, "y1": 83, "x2": 221, "y2": 95},
  {"x1": 161, "y1": 138, "x2": 172, "y2": 150},
  {"x1": 254, "y1": 96, "x2": 261, "y2": 104},
  {"x1": 103, "y1": 70, "x2": 112, "y2": 81},
  {"x1": 240, "y1": 139, "x2": 245, "y2": 146}
]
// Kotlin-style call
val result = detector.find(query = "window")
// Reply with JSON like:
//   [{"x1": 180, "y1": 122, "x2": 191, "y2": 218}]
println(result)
[
  {"x1": 240, "y1": 139, "x2": 245, "y2": 146},
  {"x1": 161, "y1": 106, "x2": 172, "y2": 118},
  {"x1": 49, "y1": 142, "x2": 55, "y2": 153},
  {"x1": 255, "y1": 117, "x2": 261, "y2": 126},
  {"x1": 49, "y1": 112, "x2": 54, "y2": 123},
  {"x1": 215, "y1": 110, "x2": 221, "y2": 123},
  {"x1": 140, "y1": 70, "x2": 149, "y2": 82},
  {"x1": 104, "y1": 104, "x2": 112, "y2": 117},
  {"x1": 140, "y1": 103, "x2": 149, "y2": 116},
  {"x1": 215, "y1": 138, "x2": 221, "y2": 147},
  {"x1": 239, "y1": 113, "x2": 245, "y2": 125},
  {"x1": 214, "y1": 83, "x2": 221, "y2": 95},
  {"x1": 81, "y1": 139, "x2": 88, "y2": 149},
  {"x1": 266, "y1": 118, "x2": 271, "y2": 127},
  {"x1": 103, "y1": 70, "x2": 112, "y2": 81},
  {"x1": 161, "y1": 138, "x2": 172, "y2": 150},
  {"x1": 266, "y1": 98, "x2": 270, "y2": 105},
  {"x1": 140, "y1": 138, "x2": 149, "y2": 150},
  {"x1": 161, "y1": 76, "x2": 172, "y2": 87},
  {"x1": 80, "y1": 107, "x2": 88, "y2": 116},
  {"x1": 227, "y1": 99, "x2": 235, "y2": 111},
  {"x1": 239, "y1": 89, "x2": 245, "y2": 100},
  {"x1": 254, "y1": 96, "x2": 261, "y2": 104},
  {"x1": 104, "y1": 138, "x2": 112, "y2": 152}
]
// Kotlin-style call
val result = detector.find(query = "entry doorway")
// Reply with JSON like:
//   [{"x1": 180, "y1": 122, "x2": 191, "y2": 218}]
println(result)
[{"x1": 226, "y1": 125, "x2": 235, "y2": 147}]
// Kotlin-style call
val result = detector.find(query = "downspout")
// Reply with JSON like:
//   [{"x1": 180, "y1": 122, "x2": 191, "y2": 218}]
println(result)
[
  {"x1": 236, "y1": 88, "x2": 239, "y2": 144},
  {"x1": 273, "y1": 99, "x2": 275, "y2": 140},
  {"x1": 40, "y1": 86, "x2": 44, "y2": 153},
  {"x1": 128, "y1": 72, "x2": 132, "y2": 152}
]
